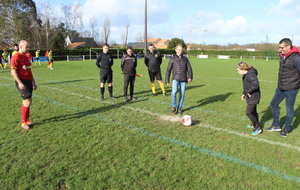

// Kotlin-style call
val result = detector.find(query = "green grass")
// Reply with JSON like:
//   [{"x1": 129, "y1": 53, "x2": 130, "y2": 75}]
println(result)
[{"x1": 1, "y1": 56, "x2": 300, "y2": 189}]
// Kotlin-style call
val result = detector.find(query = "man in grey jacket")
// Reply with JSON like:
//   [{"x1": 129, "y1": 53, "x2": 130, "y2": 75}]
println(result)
[{"x1": 165, "y1": 44, "x2": 193, "y2": 114}]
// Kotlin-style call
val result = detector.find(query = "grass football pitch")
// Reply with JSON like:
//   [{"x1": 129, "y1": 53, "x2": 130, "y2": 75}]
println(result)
[{"x1": 1, "y1": 56, "x2": 300, "y2": 189}]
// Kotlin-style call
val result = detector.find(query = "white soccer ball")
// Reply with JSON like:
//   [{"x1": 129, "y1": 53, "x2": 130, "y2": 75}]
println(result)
[{"x1": 182, "y1": 115, "x2": 193, "y2": 126}]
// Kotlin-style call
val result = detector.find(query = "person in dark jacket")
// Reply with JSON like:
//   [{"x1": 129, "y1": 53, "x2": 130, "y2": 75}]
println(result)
[
  {"x1": 165, "y1": 44, "x2": 193, "y2": 114},
  {"x1": 267, "y1": 38, "x2": 300, "y2": 137},
  {"x1": 96, "y1": 43, "x2": 116, "y2": 101},
  {"x1": 237, "y1": 62, "x2": 261, "y2": 136},
  {"x1": 144, "y1": 44, "x2": 166, "y2": 96},
  {"x1": 121, "y1": 46, "x2": 137, "y2": 102}
]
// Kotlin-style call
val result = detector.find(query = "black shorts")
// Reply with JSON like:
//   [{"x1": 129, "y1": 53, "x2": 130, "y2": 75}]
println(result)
[
  {"x1": 16, "y1": 79, "x2": 33, "y2": 100},
  {"x1": 100, "y1": 70, "x2": 113, "y2": 83},
  {"x1": 36, "y1": 57, "x2": 40, "y2": 61},
  {"x1": 148, "y1": 71, "x2": 162, "y2": 81}
]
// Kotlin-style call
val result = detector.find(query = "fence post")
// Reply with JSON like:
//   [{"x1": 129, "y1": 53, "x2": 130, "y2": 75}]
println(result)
[
  {"x1": 240, "y1": 56, "x2": 242, "y2": 60},
  {"x1": 266, "y1": 57, "x2": 268, "y2": 61},
  {"x1": 83, "y1": 55, "x2": 85, "y2": 61},
  {"x1": 67, "y1": 55, "x2": 69, "y2": 62}
]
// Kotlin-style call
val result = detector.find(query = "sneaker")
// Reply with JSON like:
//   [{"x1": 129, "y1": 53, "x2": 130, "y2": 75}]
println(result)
[
  {"x1": 21, "y1": 122, "x2": 30, "y2": 130},
  {"x1": 163, "y1": 93, "x2": 167, "y2": 96},
  {"x1": 110, "y1": 96, "x2": 117, "y2": 100},
  {"x1": 130, "y1": 96, "x2": 137, "y2": 100},
  {"x1": 266, "y1": 126, "x2": 281, "y2": 132},
  {"x1": 251, "y1": 128, "x2": 262, "y2": 136},
  {"x1": 152, "y1": 93, "x2": 157, "y2": 96},
  {"x1": 101, "y1": 96, "x2": 104, "y2": 101},
  {"x1": 26, "y1": 121, "x2": 35, "y2": 126},
  {"x1": 245, "y1": 125, "x2": 254, "y2": 128},
  {"x1": 124, "y1": 96, "x2": 129, "y2": 102},
  {"x1": 280, "y1": 128, "x2": 289, "y2": 137},
  {"x1": 170, "y1": 107, "x2": 176, "y2": 113},
  {"x1": 177, "y1": 109, "x2": 183, "y2": 114}
]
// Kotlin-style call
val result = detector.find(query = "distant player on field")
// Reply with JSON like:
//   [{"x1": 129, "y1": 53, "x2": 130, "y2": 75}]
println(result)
[
  {"x1": 12, "y1": 43, "x2": 19, "y2": 57},
  {"x1": 2, "y1": 50, "x2": 8, "y2": 69},
  {"x1": 35, "y1": 50, "x2": 41, "y2": 66},
  {"x1": 0, "y1": 52, "x2": 3, "y2": 70},
  {"x1": 48, "y1": 50, "x2": 54, "y2": 69},
  {"x1": 10, "y1": 40, "x2": 37, "y2": 130},
  {"x1": 144, "y1": 43, "x2": 167, "y2": 96},
  {"x1": 96, "y1": 43, "x2": 116, "y2": 100}
]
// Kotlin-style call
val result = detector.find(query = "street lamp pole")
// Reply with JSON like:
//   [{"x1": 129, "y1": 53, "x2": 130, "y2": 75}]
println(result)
[{"x1": 144, "y1": 0, "x2": 147, "y2": 54}]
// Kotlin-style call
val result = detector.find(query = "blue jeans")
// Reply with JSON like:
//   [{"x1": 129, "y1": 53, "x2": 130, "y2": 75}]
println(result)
[
  {"x1": 171, "y1": 80, "x2": 186, "y2": 109},
  {"x1": 270, "y1": 88, "x2": 299, "y2": 130}
]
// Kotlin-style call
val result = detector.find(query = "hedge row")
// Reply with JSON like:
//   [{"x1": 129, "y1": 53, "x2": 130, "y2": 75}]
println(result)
[{"x1": 2, "y1": 48, "x2": 279, "y2": 58}]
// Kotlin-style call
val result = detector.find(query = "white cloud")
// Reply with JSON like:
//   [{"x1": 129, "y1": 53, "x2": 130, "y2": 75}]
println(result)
[
  {"x1": 268, "y1": 0, "x2": 300, "y2": 17},
  {"x1": 80, "y1": 0, "x2": 169, "y2": 43}
]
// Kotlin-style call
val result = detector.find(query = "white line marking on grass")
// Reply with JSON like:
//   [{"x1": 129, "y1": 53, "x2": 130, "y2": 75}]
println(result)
[
  {"x1": 20, "y1": 92, "x2": 300, "y2": 184},
  {"x1": 40, "y1": 85, "x2": 300, "y2": 153},
  {"x1": 2, "y1": 83, "x2": 300, "y2": 183}
]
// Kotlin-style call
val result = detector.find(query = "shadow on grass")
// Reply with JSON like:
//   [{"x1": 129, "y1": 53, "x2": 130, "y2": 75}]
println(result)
[
  {"x1": 292, "y1": 105, "x2": 300, "y2": 131},
  {"x1": 259, "y1": 106, "x2": 272, "y2": 129},
  {"x1": 41, "y1": 78, "x2": 95, "y2": 85},
  {"x1": 184, "y1": 92, "x2": 233, "y2": 112},
  {"x1": 260, "y1": 105, "x2": 300, "y2": 132},
  {"x1": 40, "y1": 98, "x2": 147, "y2": 124},
  {"x1": 129, "y1": 84, "x2": 205, "y2": 98}
]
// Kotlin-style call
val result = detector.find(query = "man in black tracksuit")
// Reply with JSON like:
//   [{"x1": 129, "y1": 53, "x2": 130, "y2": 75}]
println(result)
[
  {"x1": 121, "y1": 46, "x2": 137, "y2": 102},
  {"x1": 144, "y1": 44, "x2": 166, "y2": 96},
  {"x1": 96, "y1": 43, "x2": 116, "y2": 101}
]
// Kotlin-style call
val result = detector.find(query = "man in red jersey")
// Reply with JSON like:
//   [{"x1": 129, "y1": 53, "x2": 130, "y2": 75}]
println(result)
[{"x1": 11, "y1": 40, "x2": 37, "y2": 130}]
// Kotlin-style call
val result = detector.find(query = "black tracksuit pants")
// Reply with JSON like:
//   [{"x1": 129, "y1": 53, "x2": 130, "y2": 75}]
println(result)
[
  {"x1": 246, "y1": 104, "x2": 259, "y2": 128},
  {"x1": 123, "y1": 75, "x2": 135, "y2": 97}
]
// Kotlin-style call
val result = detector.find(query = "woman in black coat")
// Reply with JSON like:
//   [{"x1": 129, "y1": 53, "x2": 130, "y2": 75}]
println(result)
[{"x1": 237, "y1": 62, "x2": 261, "y2": 136}]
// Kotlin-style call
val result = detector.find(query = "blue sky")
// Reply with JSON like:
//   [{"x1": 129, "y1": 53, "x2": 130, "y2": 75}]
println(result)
[{"x1": 36, "y1": 0, "x2": 300, "y2": 45}]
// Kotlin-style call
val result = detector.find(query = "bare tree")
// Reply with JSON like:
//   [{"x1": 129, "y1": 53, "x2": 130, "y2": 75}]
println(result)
[
  {"x1": 89, "y1": 16, "x2": 99, "y2": 41},
  {"x1": 135, "y1": 32, "x2": 151, "y2": 42},
  {"x1": 102, "y1": 17, "x2": 110, "y2": 44},
  {"x1": 121, "y1": 24, "x2": 129, "y2": 48}
]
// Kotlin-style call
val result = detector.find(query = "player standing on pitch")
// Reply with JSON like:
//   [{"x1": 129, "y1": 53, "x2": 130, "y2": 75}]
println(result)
[
  {"x1": 35, "y1": 50, "x2": 41, "y2": 66},
  {"x1": 48, "y1": 50, "x2": 54, "y2": 69},
  {"x1": 237, "y1": 62, "x2": 262, "y2": 136},
  {"x1": 2, "y1": 50, "x2": 8, "y2": 69},
  {"x1": 144, "y1": 44, "x2": 167, "y2": 96},
  {"x1": 165, "y1": 44, "x2": 193, "y2": 114},
  {"x1": 121, "y1": 46, "x2": 137, "y2": 102},
  {"x1": 10, "y1": 40, "x2": 37, "y2": 130},
  {"x1": 96, "y1": 43, "x2": 116, "y2": 101},
  {"x1": 12, "y1": 43, "x2": 19, "y2": 57}
]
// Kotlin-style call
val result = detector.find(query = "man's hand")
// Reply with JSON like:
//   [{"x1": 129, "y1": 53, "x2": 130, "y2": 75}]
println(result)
[
  {"x1": 33, "y1": 83, "x2": 37, "y2": 90},
  {"x1": 18, "y1": 83, "x2": 25, "y2": 90},
  {"x1": 241, "y1": 94, "x2": 245, "y2": 100}
]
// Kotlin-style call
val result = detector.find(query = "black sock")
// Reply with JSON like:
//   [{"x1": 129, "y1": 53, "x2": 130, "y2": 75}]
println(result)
[
  {"x1": 100, "y1": 87, "x2": 105, "y2": 96},
  {"x1": 108, "y1": 86, "x2": 113, "y2": 96}
]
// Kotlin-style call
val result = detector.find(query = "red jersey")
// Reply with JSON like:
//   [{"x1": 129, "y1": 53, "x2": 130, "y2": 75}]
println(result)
[
  {"x1": 11, "y1": 53, "x2": 33, "y2": 80},
  {"x1": 45, "y1": 51, "x2": 49, "y2": 57},
  {"x1": 25, "y1": 52, "x2": 32, "y2": 62}
]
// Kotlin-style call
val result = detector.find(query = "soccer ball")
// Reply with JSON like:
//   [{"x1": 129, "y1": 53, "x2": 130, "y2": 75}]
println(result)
[{"x1": 182, "y1": 115, "x2": 193, "y2": 126}]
